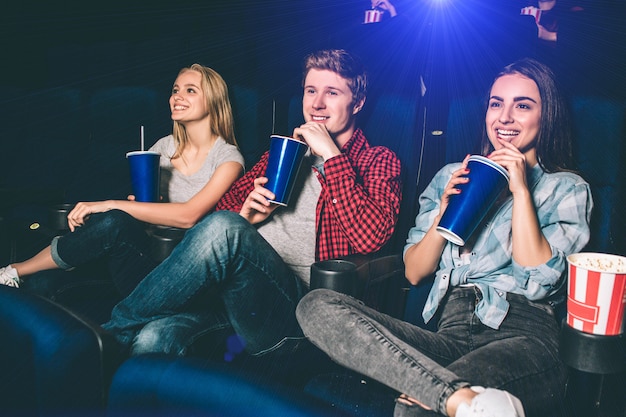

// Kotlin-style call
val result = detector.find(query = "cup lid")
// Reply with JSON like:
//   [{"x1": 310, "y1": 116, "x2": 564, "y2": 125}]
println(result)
[
  {"x1": 270, "y1": 134, "x2": 307, "y2": 145},
  {"x1": 126, "y1": 151, "x2": 161, "y2": 157},
  {"x1": 468, "y1": 155, "x2": 509, "y2": 181},
  {"x1": 436, "y1": 226, "x2": 465, "y2": 246}
]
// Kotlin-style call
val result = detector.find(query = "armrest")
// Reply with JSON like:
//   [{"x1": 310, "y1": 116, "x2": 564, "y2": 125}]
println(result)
[
  {"x1": 357, "y1": 254, "x2": 409, "y2": 319},
  {"x1": 315, "y1": 253, "x2": 409, "y2": 319}
]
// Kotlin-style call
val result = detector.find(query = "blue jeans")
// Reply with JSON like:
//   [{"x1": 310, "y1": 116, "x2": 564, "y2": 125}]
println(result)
[
  {"x1": 296, "y1": 287, "x2": 567, "y2": 417},
  {"x1": 102, "y1": 211, "x2": 308, "y2": 357},
  {"x1": 131, "y1": 311, "x2": 232, "y2": 356},
  {"x1": 50, "y1": 209, "x2": 158, "y2": 297}
]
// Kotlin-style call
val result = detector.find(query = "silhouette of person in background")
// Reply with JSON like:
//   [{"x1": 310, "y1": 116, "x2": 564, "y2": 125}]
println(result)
[
  {"x1": 364, "y1": 0, "x2": 398, "y2": 23},
  {"x1": 518, "y1": 0, "x2": 587, "y2": 78},
  {"x1": 332, "y1": 0, "x2": 427, "y2": 99}
]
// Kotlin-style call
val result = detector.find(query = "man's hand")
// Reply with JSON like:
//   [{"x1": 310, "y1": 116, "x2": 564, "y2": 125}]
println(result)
[
  {"x1": 239, "y1": 177, "x2": 280, "y2": 224},
  {"x1": 292, "y1": 122, "x2": 340, "y2": 161}
]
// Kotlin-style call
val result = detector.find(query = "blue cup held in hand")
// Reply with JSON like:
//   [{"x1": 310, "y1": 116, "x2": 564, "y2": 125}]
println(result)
[
  {"x1": 437, "y1": 155, "x2": 509, "y2": 246},
  {"x1": 265, "y1": 135, "x2": 309, "y2": 206},
  {"x1": 126, "y1": 151, "x2": 161, "y2": 202}
]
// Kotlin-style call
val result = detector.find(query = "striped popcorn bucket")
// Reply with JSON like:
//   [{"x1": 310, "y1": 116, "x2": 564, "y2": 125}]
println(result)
[
  {"x1": 364, "y1": 9, "x2": 383, "y2": 24},
  {"x1": 520, "y1": 6, "x2": 542, "y2": 24},
  {"x1": 567, "y1": 253, "x2": 626, "y2": 335}
]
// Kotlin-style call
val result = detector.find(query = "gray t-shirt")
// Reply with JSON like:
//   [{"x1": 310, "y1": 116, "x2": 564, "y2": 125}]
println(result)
[
  {"x1": 256, "y1": 152, "x2": 323, "y2": 285},
  {"x1": 149, "y1": 135, "x2": 244, "y2": 203}
]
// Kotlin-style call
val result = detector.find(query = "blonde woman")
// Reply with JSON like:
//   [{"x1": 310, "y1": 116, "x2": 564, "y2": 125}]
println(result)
[{"x1": 1, "y1": 64, "x2": 244, "y2": 297}]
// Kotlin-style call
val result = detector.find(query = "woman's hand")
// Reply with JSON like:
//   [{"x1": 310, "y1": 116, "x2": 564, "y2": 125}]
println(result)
[
  {"x1": 292, "y1": 122, "x2": 340, "y2": 162},
  {"x1": 488, "y1": 139, "x2": 529, "y2": 196},
  {"x1": 239, "y1": 177, "x2": 280, "y2": 225},
  {"x1": 490, "y1": 140, "x2": 552, "y2": 266},
  {"x1": 67, "y1": 200, "x2": 116, "y2": 232},
  {"x1": 438, "y1": 154, "x2": 471, "y2": 218}
]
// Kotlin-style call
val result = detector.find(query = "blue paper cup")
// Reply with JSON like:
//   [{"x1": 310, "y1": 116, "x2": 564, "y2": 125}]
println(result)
[
  {"x1": 126, "y1": 151, "x2": 161, "y2": 202},
  {"x1": 436, "y1": 155, "x2": 509, "y2": 246},
  {"x1": 265, "y1": 135, "x2": 308, "y2": 206}
]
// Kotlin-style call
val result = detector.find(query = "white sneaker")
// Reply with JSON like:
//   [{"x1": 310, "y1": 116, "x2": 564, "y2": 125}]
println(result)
[
  {"x1": 0, "y1": 266, "x2": 21, "y2": 288},
  {"x1": 456, "y1": 386, "x2": 525, "y2": 417}
]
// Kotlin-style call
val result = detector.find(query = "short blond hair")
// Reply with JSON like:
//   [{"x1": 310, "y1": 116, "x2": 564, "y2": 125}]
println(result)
[{"x1": 302, "y1": 49, "x2": 367, "y2": 105}]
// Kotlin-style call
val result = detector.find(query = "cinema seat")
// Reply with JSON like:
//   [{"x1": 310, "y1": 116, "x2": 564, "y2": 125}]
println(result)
[
  {"x1": 0, "y1": 285, "x2": 121, "y2": 416},
  {"x1": 107, "y1": 354, "x2": 351, "y2": 417}
]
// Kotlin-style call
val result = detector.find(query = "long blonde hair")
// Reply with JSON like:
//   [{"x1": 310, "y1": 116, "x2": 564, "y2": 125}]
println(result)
[{"x1": 171, "y1": 64, "x2": 237, "y2": 159}]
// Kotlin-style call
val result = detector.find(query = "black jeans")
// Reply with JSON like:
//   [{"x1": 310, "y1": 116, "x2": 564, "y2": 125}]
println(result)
[{"x1": 297, "y1": 286, "x2": 567, "y2": 417}]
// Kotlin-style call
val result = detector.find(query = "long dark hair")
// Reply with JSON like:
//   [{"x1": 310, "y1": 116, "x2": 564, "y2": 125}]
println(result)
[{"x1": 480, "y1": 58, "x2": 574, "y2": 173}]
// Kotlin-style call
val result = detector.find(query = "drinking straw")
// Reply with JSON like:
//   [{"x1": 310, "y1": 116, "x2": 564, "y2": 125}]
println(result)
[{"x1": 141, "y1": 125, "x2": 145, "y2": 151}]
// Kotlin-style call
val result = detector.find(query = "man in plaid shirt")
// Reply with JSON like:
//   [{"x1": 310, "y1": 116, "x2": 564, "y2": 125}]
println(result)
[{"x1": 103, "y1": 49, "x2": 402, "y2": 358}]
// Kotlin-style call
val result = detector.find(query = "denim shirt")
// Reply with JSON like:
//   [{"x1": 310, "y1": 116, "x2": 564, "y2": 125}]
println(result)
[{"x1": 404, "y1": 163, "x2": 593, "y2": 329}]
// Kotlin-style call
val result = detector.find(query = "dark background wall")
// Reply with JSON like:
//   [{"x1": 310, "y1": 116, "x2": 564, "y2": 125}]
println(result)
[
  {"x1": 2, "y1": 0, "x2": 624, "y2": 97},
  {"x1": 1, "y1": 0, "x2": 625, "y2": 257}
]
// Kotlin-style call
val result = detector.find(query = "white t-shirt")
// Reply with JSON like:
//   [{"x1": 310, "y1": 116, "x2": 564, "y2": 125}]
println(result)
[
  {"x1": 149, "y1": 135, "x2": 244, "y2": 203},
  {"x1": 256, "y1": 152, "x2": 322, "y2": 285}
]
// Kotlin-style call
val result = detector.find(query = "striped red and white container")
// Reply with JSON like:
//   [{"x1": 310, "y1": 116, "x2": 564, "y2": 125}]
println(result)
[
  {"x1": 520, "y1": 6, "x2": 542, "y2": 24},
  {"x1": 567, "y1": 253, "x2": 626, "y2": 335},
  {"x1": 364, "y1": 9, "x2": 383, "y2": 24}
]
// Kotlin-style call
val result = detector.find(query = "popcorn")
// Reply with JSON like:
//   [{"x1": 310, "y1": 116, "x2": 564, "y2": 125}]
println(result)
[{"x1": 569, "y1": 253, "x2": 626, "y2": 273}]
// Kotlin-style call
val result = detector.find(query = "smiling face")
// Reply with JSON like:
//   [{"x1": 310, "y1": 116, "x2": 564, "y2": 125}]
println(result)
[
  {"x1": 169, "y1": 69, "x2": 209, "y2": 124},
  {"x1": 302, "y1": 68, "x2": 364, "y2": 147},
  {"x1": 486, "y1": 73, "x2": 542, "y2": 165}
]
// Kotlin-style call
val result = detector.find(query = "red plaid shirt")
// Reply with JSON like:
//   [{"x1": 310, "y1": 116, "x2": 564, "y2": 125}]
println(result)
[{"x1": 216, "y1": 128, "x2": 402, "y2": 261}]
